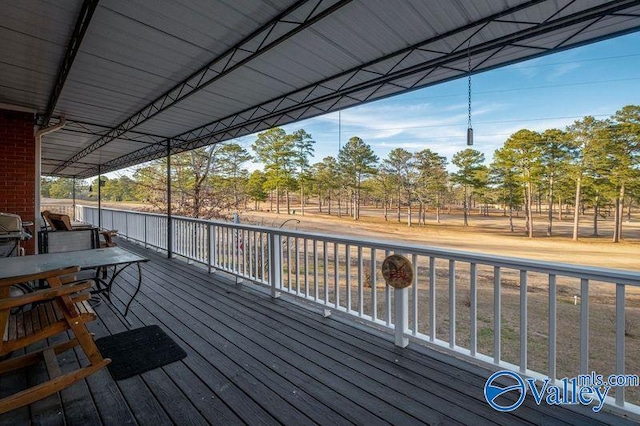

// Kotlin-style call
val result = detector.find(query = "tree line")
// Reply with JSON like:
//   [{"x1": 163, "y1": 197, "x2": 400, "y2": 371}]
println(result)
[{"x1": 43, "y1": 104, "x2": 639, "y2": 242}]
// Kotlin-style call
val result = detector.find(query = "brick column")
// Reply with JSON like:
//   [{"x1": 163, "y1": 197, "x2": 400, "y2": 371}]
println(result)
[{"x1": 0, "y1": 109, "x2": 36, "y2": 254}]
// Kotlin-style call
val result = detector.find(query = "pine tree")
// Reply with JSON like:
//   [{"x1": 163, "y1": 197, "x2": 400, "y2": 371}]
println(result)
[
  {"x1": 338, "y1": 137, "x2": 378, "y2": 220},
  {"x1": 451, "y1": 149, "x2": 485, "y2": 227}
]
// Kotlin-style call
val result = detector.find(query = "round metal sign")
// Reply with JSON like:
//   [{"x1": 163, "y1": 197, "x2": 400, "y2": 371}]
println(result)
[{"x1": 381, "y1": 254, "x2": 413, "y2": 289}]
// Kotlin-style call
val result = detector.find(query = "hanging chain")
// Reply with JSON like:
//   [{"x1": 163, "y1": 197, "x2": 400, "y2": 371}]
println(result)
[{"x1": 467, "y1": 41, "x2": 472, "y2": 129}]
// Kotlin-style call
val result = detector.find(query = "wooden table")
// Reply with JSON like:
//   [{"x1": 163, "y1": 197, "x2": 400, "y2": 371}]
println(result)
[{"x1": 0, "y1": 246, "x2": 149, "y2": 317}]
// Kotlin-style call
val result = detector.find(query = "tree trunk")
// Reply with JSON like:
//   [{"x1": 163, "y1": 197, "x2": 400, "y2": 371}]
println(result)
[
  {"x1": 547, "y1": 176, "x2": 554, "y2": 237},
  {"x1": 613, "y1": 185, "x2": 625, "y2": 243},
  {"x1": 276, "y1": 185, "x2": 280, "y2": 214},
  {"x1": 613, "y1": 197, "x2": 620, "y2": 243},
  {"x1": 354, "y1": 188, "x2": 360, "y2": 220},
  {"x1": 397, "y1": 189, "x2": 401, "y2": 223},
  {"x1": 537, "y1": 186, "x2": 542, "y2": 215},
  {"x1": 407, "y1": 199, "x2": 412, "y2": 227},
  {"x1": 508, "y1": 196, "x2": 514, "y2": 232},
  {"x1": 300, "y1": 183, "x2": 305, "y2": 216},
  {"x1": 384, "y1": 199, "x2": 388, "y2": 221},
  {"x1": 463, "y1": 186, "x2": 469, "y2": 226},
  {"x1": 572, "y1": 174, "x2": 582, "y2": 241},
  {"x1": 618, "y1": 187, "x2": 625, "y2": 239},
  {"x1": 286, "y1": 190, "x2": 290, "y2": 215},
  {"x1": 558, "y1": 200, "x2": 563, "y2": 221},
  {"x1": 525, "y1": 183, "x2": 533, "y2": 238},
  {"x1": 592, "y1": 200, "x2": 599, "y2": 237}
]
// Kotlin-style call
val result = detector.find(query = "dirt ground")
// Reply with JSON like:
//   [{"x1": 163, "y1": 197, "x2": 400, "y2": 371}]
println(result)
[
  {"x1": 241, "y1": 205, "x2": 640, "y2": 272},
  {"x1": 46, "y1": 198, "x2": 640, "y2": 272}
]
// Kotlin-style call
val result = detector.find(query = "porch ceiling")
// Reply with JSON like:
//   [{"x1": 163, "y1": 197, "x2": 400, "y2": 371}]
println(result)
[{"x1": 2, "y1": 0, "x2": 640, "y2": 178}]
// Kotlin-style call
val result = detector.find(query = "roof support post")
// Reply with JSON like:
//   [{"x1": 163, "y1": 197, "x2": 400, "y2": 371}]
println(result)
[
  {"x1": 72, "y1": 178, "x2": 76, "y2": 221},
  {"x1": 34, "y1": 118, "x2": 66, "y2": 253},
  {"x1": 167, "y1": 140, "x2": 172, "y2": 259},
  {"x1": 97, "y1": 165, "x2": 102, "y2": 229}
]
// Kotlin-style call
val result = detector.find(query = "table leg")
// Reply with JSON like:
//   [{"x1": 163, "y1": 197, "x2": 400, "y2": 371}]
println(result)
[{"x1": 123, "y1": 263, "x2": 142, "y2": 317}]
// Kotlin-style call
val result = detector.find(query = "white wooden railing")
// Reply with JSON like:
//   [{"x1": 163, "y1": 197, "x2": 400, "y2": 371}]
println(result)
[{"x1": 76, "y1": 205, "x2": 640, "y2": 414}]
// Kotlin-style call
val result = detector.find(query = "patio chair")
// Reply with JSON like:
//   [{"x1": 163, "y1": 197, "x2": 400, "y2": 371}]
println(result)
[
  {"x1": 39, "y1": 227, "x2": 106, "y2": 289},
  {"x1": 0, "y1": 266, "x2": 111, "y2": 413},
  {"x1": 41, "y1": 210, "x2": 73, "y2": 231},
  {"x1": 41, "y1": 211, "x2": 117, "y2": 248},
  {"x1": 39, "y1": 228, "x2": 100, "y2": 254}
]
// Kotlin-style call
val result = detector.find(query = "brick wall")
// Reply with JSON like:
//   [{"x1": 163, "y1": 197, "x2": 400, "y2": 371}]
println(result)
[{"x1": 0, "y1": 109, "x2": 36, "y2": 254}]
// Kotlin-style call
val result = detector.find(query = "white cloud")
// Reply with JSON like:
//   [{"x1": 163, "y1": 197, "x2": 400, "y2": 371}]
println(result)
[{"x1": 547, "y1": 62, "x2": 582, "y2": 80}]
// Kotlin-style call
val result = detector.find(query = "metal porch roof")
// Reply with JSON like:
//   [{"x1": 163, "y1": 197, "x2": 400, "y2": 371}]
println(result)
[{"x1": 1, "y1": 0, "x2": 639, "y2": 178}]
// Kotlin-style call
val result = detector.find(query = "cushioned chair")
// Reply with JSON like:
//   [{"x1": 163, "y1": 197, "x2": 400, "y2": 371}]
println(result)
[
  {"x1": 41, "y1": 211, "x2": 117, "y2": 248},
  {"x1": 41, "y1": 210, "x2": 73, "y2": 231},
  {"x1": 0, "y1": 266, "x2": 111, "y2": 413}
]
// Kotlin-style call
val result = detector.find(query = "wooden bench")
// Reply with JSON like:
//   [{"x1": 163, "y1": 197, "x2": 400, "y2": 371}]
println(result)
[{"x1": 0, "y1": 266, "x2": 111, "y2": 414}]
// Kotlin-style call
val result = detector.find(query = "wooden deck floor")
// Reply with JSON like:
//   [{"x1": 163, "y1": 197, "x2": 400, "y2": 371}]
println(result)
[{"x1": 1, "y1": 241, "x2": 636, "y2": 425}]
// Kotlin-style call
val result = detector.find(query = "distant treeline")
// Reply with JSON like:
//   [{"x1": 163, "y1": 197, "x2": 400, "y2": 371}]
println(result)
[{"x1": 42, "y1": 104, "x2": 640, "y2": 242}]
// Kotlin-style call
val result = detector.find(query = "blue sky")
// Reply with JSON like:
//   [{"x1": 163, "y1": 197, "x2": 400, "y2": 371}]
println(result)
[{"x1": 230, "y1": 31, "x2": 640, "y2": 171}]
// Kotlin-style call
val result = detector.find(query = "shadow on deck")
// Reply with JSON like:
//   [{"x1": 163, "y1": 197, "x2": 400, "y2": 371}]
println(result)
[{"x1": 1, "y1": 241, "x2": 635, "y2": 425}]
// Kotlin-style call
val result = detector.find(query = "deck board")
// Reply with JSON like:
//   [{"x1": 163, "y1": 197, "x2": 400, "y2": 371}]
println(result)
[{"x1": 1, "y1": 240, "x2": 637, "y2": 425}]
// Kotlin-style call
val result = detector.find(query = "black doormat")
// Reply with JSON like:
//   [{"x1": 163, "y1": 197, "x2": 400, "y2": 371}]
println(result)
[{"x1": 95, "y1": 325, "x2": 187, "y2": 380}]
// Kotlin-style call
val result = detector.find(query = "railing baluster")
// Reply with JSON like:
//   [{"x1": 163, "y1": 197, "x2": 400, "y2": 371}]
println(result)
[
  {"x1": 470, "y1": 263, "x2": 477, "y2": 357},
  {"x1": 429, "y1": 257, "x2": 436, "y2": 341},
  {"x1": 234, "y1": 226, "x2": 238, "y2": 273},
  {"x1": 287, "y1": 236, "x2": 292, "y2": 292},
  {"x1": 313, "y1": 240, "x2": 318, "y2": 301},
  {"x1": 261, "y1": 232, "x2": 266, "y2": 281},
  {"x1": 346, "y1": 244, "x2": 351, "y2": 312},
  {"x1": 548, "y1": 274, "x2": 557, "y2": 381},
  {"x1": 249, "y1": 231, "x2": 254, "y2": 280},
  {"x1": 304, "y1": 238, "x2": 309, "y2": 298},
  {"x1": 412, "y1": 254, "x2": 418, "y2": 335},
  {"x1": 243, "y1": 229, "x2": 248, "y2": 278},
  {"x1": 295, "y1": 237, "x2": 300, "y2": 295},
  {"x1": 520, "y1": 270, "x2": 527, "y2": 374},
  {"x1": 268, "y1": 233, "x2": 282, "y2": 297},
  {"x1": 616, "y1": 283, "x2": 626, "y2": 407},
  {"x1": 494, "y1": 266, "x2": 501, "y2": 365},
  {"x1": 323, "y1": 241, "x2": 329, "y2": 303},
  {"x1": 449, "y1": 259, "x2": 456, "y2": 349},
  {"x1": 207, "y1": 224, "x2": 213, "y2": 273},
  {"x1": 580, "y1": 278, "x2": 589, "y2": 375},
  {"x1": 371, "y1": 248, "x2": 377, "y2": 322},
  {"x1": 358, "y1": 246, "x2": 363, "y2": 317},
  {"x1": 385, "y1": 249, "x2": 391, "y2": 327},
  {"x1": 334, "y1": 243, "x2": 339, "y2": 309},
  {"x1": 227, "y1": 226, "x2": 231, "y2": 270}
]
